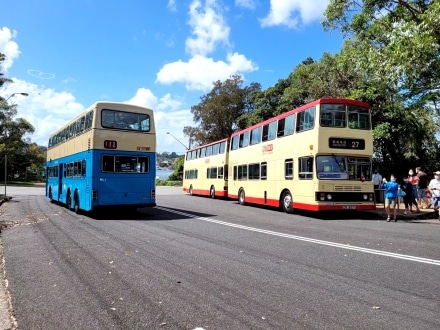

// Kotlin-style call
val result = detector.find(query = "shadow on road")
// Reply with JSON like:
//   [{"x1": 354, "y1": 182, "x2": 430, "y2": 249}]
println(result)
[{"x1": 85, "y1": 206, "x2": 217, "y2": 221}]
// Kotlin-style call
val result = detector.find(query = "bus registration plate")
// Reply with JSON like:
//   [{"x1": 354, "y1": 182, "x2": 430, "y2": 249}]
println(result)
[{"x1": 343, "y1": 205, "x2": 356, "y2": 210}]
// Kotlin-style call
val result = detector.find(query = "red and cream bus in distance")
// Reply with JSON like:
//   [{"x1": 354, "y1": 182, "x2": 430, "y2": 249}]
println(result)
[{"x1": 183, "y1": 98, "x2": 375, "y2": 213}]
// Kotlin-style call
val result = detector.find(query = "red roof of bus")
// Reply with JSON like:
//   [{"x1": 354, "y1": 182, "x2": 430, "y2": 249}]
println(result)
[
  {"x1": 186, "y1": 137, "x2": 229, "y2": 152},
  {"x1": 230, "y1": 98, "x2": 370, "y2": 137}
]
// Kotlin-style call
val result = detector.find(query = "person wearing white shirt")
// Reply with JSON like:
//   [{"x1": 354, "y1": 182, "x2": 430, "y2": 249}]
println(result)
[
  {"x1": 372, "y1": 169, "x2": 383, "y2": 202},
  {"x1": 428, "y1": 171, "x2": 440, "y2": 219}
]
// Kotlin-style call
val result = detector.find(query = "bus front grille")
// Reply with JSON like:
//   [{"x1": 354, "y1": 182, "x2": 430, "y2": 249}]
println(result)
[{"x1": 334, "y1": 185, "x2": 362, "y2": 192}]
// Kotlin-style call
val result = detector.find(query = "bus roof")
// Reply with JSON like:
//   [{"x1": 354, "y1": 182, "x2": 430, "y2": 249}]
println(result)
[
  {"x1": 231, "y1": 98, "x2": 370, "y2": 137},
  {"x1": 186, "y1": 137, "x2": 229, "y2": 152},
  {"x1": 49, "y1": 101, "x2": 153, "y2": 138}
]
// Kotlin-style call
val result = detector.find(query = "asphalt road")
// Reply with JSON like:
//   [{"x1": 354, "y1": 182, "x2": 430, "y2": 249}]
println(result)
[{"x1": 0, "y1": 185, "x2": 439, "y2": 329}]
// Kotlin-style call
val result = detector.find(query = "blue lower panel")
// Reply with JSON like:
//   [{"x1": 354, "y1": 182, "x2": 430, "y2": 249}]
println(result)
[{"x1": 94, "y1": 176, "x2": 155, "y2": 207}]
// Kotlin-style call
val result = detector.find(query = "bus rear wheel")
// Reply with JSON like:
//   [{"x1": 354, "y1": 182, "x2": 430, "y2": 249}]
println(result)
[
  {"x1": 281, "y1": 190, "x2": 294, "y2": 213},
  {"x1": 210, "y1": 186, "x2": 215, "y2": 199},
  {"x1": 74, "y1": 192, "x2": 80, "y2": 214},
  {"x1": 238, "y1": 189, "x2": 245, "y2": 205},
  {"x1": 66, "y1": 192, "x2": 72, "y2": 210}
]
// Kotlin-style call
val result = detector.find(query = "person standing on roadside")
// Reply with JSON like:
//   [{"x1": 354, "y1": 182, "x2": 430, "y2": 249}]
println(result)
[
  {"x1": 416, "y1": 167, "x2": 430, "y2": 208},
  {"x1": 428, "y1": 171, "x2": 440, "y2": 219},
  {"x1": 372, "y1": 169, "x2": 382, "y2": 203},
  {"x1": 401, "y1": 176, "x2": 419, "y2": 214},
  {"x1": 407, "y1": 169, "x2": 419, "y2": 211},
  {"x1": 381, "y1": 174, "x2": 399, "y2": 222}
]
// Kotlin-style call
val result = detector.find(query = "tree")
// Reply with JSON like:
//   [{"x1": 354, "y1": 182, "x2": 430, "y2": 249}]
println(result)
[
  {"x1": 184, "y1": 74, "x2": 261, "y2": 145},
  {"x1": 168, "y1": 155, "x2": 184, "y2": 181},
  {"x1": 322, "y1": 0, "x2": 440, "y2": 101},
  {"x1": 0, "y1": 53, "x2": 36, "y2": 180}
]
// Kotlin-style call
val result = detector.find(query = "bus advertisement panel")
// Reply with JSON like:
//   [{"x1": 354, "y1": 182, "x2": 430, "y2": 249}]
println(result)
[
  {"x1": 183, "y1": 138, "x2": 229, "y2": 198},
  {"x1": 46, "y1": 102, "x2": 156, "y2": 212}
]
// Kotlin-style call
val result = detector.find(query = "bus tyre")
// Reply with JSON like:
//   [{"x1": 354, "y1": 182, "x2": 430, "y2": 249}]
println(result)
[
  {"x1": 74, "y1": 192, "x2": 80, "y2": 214},
  {"x1": 66, "y1": 192, "x2": 72, "y2": 210},
  {"x1": 189, "y1": 185, "x2": 193, "y2": 196},
  {"x1": 239, "y1": 189, "x2": 245, "y2": 205},
  {"x1": 281, "y1": 190, "x2": 294, "y2": 213},
  {"x1": 210, "y1": 186, "x2": 215, "y2": 199}
]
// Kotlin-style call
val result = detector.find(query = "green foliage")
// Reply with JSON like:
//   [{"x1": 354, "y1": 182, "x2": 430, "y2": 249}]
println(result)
[
  {"x1": 0, "y1": 53, "x2": 41, "y2": 180},
  {"x1": 184, "y1": 74, "x2": 261, "y2": 145},
  {"x1": 323, "y1": 1, "x2": 440, "y2": 99},
  {"x1": 167, "y1": 155, "x2": 184, "y2": 181}
]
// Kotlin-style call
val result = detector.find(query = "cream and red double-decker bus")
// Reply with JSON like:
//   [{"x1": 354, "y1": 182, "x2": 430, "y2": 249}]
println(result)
[
  {"x1": 46, "y1": 101, "x2": 156, "y2": 213},
  {"x1": 183, "y1": 138, "x2": 229, "y2": 198},
  {"x1": 228, "y1": 98, "x2": 374, "y2": 212}
]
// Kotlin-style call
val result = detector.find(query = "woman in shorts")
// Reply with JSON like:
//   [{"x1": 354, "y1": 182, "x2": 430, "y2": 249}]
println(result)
[{"x1": 381, "y1": 174, "x2": 399, "y2": 222}]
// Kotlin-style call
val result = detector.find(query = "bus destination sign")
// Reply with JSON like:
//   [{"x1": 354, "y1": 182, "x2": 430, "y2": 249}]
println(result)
[
  {"x1": 104, "y1": 140, "x2": 117, "y2": 149},
  {"x1": 328, "y1": 138, "x2": 365, "y2": 150}
]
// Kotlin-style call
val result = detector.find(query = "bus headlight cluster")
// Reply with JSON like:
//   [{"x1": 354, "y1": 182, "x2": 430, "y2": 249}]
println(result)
[
  {"x1": 319, "y1": 193, "x2": 332, "y2": 201},
  {"x1": 363, "y1": 194, "x2": 368, "y2": 200}
]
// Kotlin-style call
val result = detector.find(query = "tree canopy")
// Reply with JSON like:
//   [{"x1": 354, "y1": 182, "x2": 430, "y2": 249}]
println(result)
[
  {"x1": 322, "y1": 0, "x2": 440, "y2": 101},
  {"x1": 184, "y1": 74, "x2": 261, "y2": 146},
  {"x1": 1, "y1": 53, "x2": 44, "y2": 181}
]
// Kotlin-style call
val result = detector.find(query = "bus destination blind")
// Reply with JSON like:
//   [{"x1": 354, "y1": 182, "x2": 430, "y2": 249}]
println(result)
[{"x1": 328, "y1": 138, "x2": 365, "y2": 150}]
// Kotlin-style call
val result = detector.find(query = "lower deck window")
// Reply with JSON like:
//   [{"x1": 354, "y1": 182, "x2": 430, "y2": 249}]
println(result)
[{"x1": 102, "y1": 155, "x2": 149, "y2": 173}]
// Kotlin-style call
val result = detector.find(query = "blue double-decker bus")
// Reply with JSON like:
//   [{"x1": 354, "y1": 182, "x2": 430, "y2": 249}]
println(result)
[{"x1": 46, "y1": 101, "x2": 156, "y2": 212}]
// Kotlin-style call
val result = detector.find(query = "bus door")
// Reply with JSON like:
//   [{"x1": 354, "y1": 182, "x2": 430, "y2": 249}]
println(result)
[{"x1": 58, "y1": 163, "x2": 63, "y2": 201}]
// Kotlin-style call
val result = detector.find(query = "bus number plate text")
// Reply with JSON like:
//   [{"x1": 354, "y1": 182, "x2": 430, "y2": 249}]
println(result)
[{"x1": 104, "y1": 140, "x2": 117, "y2": 149}]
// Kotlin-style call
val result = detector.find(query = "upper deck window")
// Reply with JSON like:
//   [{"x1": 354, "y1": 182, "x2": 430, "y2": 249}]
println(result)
[
  {"x1": 348, "y1": 106, "x2": 371, "y2": 130},
  {"x1": 277, "y1": 114, "x2": 295, "y2": 137},
  {"x1": 296, "y1": 106, "x2": 315, "y2": 132},
  {"x1": 320, "y1": 104, "x2": 346, "y2": 128},
  {"x1": 262, "y1": 121, "x2": 276, "y2": 141},
  {"x1": 239, "y1": 131, "x2": 250, "y2": 148},
  {"x1": 250, "y1": 126, "x2": 262, "y2": 145},
  {"x1": 101, "y1": 109, "x2": 150, "y2": 132},
  {"x1": 231, "y1": 136, "x2": 239, "y2": 150}
]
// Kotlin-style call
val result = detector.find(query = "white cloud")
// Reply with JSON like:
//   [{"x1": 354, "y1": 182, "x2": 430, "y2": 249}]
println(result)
[
  {"x1": 185, "y1": 0, "x2": 230, "y2": 56},
  {"x1": 235, "y1": 0, "x2": 256, "y2": 10},
  {"x1": 167, "y1": 0, "x2": 177, "y2": 11},
  {"x1": 0, "y1": 27, "x2": 20, "y2": 72},
  {"x1": 156, "y1": 53, "x2": 257, "y2": 91},
  {"x1": 260, "y1": 0, "x2": 330, "y2": 28},
  {"x1": 0, "y1": 78, "x2": 84, "y2": 146},
  {"x1": 1, "y1": 80, "x2": 192, "y2": 154},
  {"x1": 156, "y1": 0, "x2": 258, "y2": 91}
]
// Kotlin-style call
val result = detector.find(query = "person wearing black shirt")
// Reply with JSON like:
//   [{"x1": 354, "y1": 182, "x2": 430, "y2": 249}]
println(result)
[
  {"x1": 401, "y1": 177, "x2": 419, "y2": 214},
  {"x1": 416, "y1": 167, "x2": 430, "y2": 208}
]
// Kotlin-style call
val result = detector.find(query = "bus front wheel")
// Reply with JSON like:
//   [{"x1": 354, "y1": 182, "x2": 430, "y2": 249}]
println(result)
[
  {"x1": 281, "y1": 190, "x2": 294, "y2": 213},
  {"x1": 210, "y1": 186, "x2": 215, "y2": 199},
  {"x1": 238, "y1": 189, "x2": 245, "y2": 205}
]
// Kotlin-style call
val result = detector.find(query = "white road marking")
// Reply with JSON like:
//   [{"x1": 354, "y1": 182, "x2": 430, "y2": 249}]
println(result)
[{"x1": 157, "y1": 206, "x2": 440, "y2": 266}]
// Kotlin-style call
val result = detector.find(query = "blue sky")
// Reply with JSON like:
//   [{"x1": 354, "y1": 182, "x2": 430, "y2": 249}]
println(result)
[{"x1": 0, "y1": 0, "x2": 342, "y2": 154}]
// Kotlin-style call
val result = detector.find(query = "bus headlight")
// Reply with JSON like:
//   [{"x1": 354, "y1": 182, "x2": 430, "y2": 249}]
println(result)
[
  {"x1": 363, "y1": 194, "x2": 368, "y2": 200},
  {"x1": 327, "y1": 194, "x2": 332, "y2": 200}
]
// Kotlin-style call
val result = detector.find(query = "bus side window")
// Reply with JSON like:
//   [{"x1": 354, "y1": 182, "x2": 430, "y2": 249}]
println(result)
[
  {"x1": 261, "y1": 162, "x2": 267, "y2": 180},
  {"x1": 298, "y1": 157, "x2": 313, "y2": 179},
  {"x1": 285, "y1": 159, "x2": 293, "y2": 180}
]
